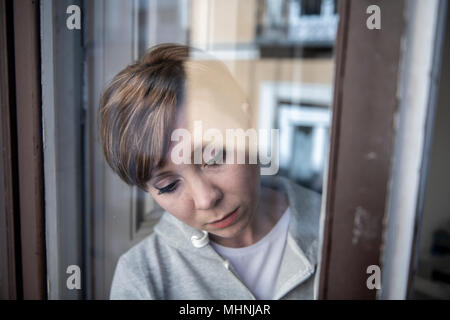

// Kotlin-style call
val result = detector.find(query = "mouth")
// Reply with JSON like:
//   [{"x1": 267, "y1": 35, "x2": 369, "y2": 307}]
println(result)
[{"x1": 208, "y1": 207, "x2": 240, "y2": 229}]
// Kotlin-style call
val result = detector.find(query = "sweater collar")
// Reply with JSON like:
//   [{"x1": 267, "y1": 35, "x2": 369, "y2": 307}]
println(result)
[{"x1": 153, "y1": 175, "x2": 321, "y2": 270}]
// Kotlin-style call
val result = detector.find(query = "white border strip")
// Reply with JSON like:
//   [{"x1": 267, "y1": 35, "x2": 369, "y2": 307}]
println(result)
[
  {"x1": 380, "y1": 0, "x2": 442, "y2": 299},
  {"x1": 40, "y1": 0, "x2": 60, "y2": 299}
]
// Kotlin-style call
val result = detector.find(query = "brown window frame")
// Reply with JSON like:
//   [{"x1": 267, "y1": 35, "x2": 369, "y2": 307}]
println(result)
[
  {"x1": 318, "y1": 0, "x2": 406, "y2": 299},
  {"x1": 0, "y1": 0, "x2": 46, "y2": 299},
  {"x1": 0, "y1": 0, "x2": 19, "y2": 300}
]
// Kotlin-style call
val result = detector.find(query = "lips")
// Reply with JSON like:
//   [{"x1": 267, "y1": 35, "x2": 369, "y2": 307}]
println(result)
[{"x1": 208, "y1": 207, "x2": 240, "y2": 229}]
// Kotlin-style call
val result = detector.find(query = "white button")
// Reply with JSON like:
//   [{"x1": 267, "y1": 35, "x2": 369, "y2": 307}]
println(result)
[
  {"x1": 191, "y1": 231, "x2": 209, "y2": 248},
  {"x1": 223, "y1": 260, "x2": 230, "y2": 269}
]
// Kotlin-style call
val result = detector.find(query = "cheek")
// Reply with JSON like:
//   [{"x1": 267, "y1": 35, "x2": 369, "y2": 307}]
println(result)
[
  {"x1": 232, "y1": 164, "x2": 258, "y2": 183},
  {"x1": 218, "y1": 165, "x2": 259, "y2": 195},
  {"x1": 151, "y1": 192, "x2": 196, "y2": 221}
]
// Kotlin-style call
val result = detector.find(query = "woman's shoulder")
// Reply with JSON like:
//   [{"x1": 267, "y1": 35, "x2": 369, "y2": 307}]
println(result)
[
  {"x1": 110, "y1": 234, "x2": 157, "y2": 299},
  {"x1": 119, "y1": 232, "x2": 158, "y2": 264},
  {"x1": 110, "y1": 229, "x2": 173, "y2": 299}
]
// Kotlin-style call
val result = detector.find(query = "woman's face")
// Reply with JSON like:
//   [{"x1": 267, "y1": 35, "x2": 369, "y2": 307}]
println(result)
[
  {"x1": 147, "y1": 148, "x2": 261, "y2": 240},
  {"x1": 147, "y1": 62, "x2": 262, "y2": 241}
]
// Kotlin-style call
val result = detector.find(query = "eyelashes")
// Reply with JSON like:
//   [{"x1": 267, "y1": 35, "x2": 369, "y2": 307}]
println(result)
[
  {"x1": 154, "y1": 152, "x2": 226, "y2": 196},
  {"x1": 204, "y1": 150, "x2": 225, "y2": 166},
  {"x1": 156, "y1": 180, "x2": 179, "y2": 195}
]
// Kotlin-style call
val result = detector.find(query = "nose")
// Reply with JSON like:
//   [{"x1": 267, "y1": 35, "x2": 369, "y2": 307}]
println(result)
[{"x1": 188, "y1": 172, "x2": 223, "y2": 211}]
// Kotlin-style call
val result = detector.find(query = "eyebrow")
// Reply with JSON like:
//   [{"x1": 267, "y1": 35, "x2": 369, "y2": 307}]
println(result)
[
  {"x1": 149, "y1": 159, "x2": 170, "y2": 181},
  {"x1": 150, "y1": 145, "x2": 223, "y2": 182},
  {"x1": 149, "y1": 171, "x2": 176, "y2": 189},
  {"x1": 192, "y1": 144, "x2": 223, "y2": 159}
]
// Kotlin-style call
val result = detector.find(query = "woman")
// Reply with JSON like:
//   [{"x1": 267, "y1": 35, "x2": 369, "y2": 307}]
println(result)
[{"x1": 100, "y1": 43, "x2": 321, "y2": 300}]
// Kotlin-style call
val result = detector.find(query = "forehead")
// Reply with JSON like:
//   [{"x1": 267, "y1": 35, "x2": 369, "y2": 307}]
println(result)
[
  {"x1": 151, "y1": 59, "x2": 253, "y2": 176},
  {"x1": 182, "y1": 60, "x2": 250, "y2": 135}
]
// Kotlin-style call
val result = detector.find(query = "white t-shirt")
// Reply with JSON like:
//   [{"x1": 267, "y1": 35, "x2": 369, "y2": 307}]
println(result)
[{"x1": 210, "y1": 207, "x2": 290, "y2": 299}]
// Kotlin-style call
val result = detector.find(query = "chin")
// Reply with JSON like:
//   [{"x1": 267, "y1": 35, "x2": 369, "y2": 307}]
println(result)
[{"x1": 208, "y1": 215, "x2": 250, "y2": 239}]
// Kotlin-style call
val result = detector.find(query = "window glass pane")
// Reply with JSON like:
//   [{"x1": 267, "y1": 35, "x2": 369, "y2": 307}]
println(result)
[{"x1": 43, "y1": 0, "x2": 338, "y2": 299}]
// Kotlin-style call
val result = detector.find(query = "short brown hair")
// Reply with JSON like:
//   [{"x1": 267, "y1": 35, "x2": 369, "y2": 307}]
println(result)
[{"x1": 99, "y1": 43, "x2": 189, "y2": 190}]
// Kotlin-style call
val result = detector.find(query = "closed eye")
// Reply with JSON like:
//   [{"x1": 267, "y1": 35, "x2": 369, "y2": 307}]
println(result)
[
  {"x1": 204, "y1": 150, "x2": 225, "y2": 167},
  {"x1": 205, "y1": 159, "x2": 220, "y2": 167},
  {"x1": 155, "y1": 180, "x2": 179, "y2": 195}
]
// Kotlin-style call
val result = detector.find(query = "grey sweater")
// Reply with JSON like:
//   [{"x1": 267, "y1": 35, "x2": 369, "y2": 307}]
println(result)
[{"x1": 110, "y1": 175, "x2": 322, "y2": 300}]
